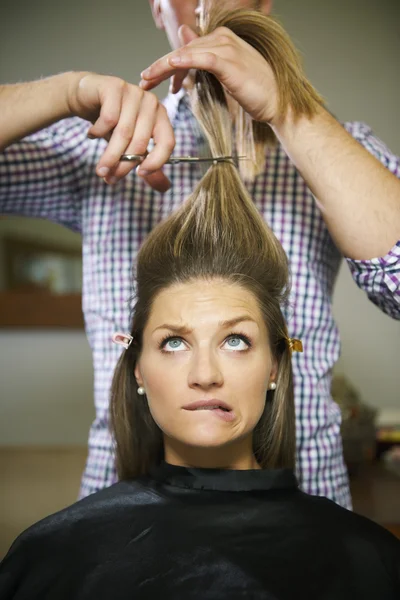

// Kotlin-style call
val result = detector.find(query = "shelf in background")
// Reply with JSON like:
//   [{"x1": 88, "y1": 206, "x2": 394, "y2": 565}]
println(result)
[{"x1": 0, "y1": 291, "x2": 84, "y2": 328}]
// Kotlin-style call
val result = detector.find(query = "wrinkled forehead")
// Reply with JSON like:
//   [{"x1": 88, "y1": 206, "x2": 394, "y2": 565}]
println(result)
[{"x1": 145, "y1": 279, "x2": 265, "y2": 333}]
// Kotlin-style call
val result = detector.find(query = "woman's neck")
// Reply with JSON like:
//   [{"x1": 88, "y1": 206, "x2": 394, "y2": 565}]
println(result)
[{"x1": 163, "y1": 436, "x2": 261, "y2": 470}]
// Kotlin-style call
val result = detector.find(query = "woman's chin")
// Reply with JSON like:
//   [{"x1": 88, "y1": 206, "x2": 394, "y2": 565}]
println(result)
[
  {"x1": 179, "y1": 437, "x2": 231, "y2": 449},
  {"x1": 172, "y1": 425, "x2": 239, "y2": 449}
]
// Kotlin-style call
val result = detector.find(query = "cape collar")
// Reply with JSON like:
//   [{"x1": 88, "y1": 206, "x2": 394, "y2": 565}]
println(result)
[{"x1": 149, "y1": 461, "x2": 298, "y2": 493}]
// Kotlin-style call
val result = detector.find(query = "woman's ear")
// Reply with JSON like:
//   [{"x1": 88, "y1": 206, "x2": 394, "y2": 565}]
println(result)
[
  {"x1": 258, "y1": 0, "x2": 273, "y2": 14},
  {"x1": 134, "y1": 363, "x2": 144, "y2": 387},
  {"x1": 270, "y1": 356, "x2": 278, "y2": 383},
  {"x1": 148, "y1": 0, "x2": 165, "y2": 30}
]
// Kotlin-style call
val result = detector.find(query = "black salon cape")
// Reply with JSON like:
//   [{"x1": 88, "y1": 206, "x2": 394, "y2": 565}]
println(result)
[{"x1": 1, "y1": 463, "x2": 399, "y2": 599}]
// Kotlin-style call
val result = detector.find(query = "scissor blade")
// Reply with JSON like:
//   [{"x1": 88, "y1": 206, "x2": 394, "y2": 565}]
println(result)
[{"x1": 119, "y1": 154, "x2": 247, "y2": 164}]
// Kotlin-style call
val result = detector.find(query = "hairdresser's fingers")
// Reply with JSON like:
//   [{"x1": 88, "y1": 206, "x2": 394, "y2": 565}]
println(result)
[
  {"x1": 139, "y1": 27, "x2": 213, "y2": 92},
  {"x1": 131, "y1": 104, "x2": 174, "y2": 192},
  {"x1": 140, "y1": 69, "x2": 178, "y2": 93},
  {"x1": 178, "y1": 24, "x2": 199, "y2": 46},
  {"x1": 70, "y1": 74, "x2": 168, "y2": 182},
  {"x1": 85, "y1": 82, "x2": 123, "y2": 141},
  {"x1": 95, "y1": 87, "x2": 147, "y2": 180},
  {"x1": 140, "y1": 48, "x2": 233, "y2": 93},
  {"x1": 168, "y1": 25, "x2": 199, "y2": 94},
  {"x1": 138, "y1": 170, "x2": 171, "y2": 194},
  {"x1": 140, "y1": 28, "x2": 230, "y2": 79},
  {"x1": 139, "y1": 28, "x2": 236, "y2": 91},
  {"x1": 102, "y1": 91, "x2": 161, "y2": 183},
  {"x1": 167, "y1": 71, "x2": 186, "y2": 94},
  {"x1": 140, "y1": 29, "x2": 276, "y2": 122},
  {"x1": 105, "y1": 102, "x2": 174, "y2": 189},
  {"x1": 137, "y1": 104, "x2": 175, "y2": 175}
]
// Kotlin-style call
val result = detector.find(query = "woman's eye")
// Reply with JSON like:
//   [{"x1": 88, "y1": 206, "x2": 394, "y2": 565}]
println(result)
[
  {"x1": 161, "y1": 337, "x2": 186, "y2": 352},
  {"x1": 223, "y1": 335, "x2": 250, "y2": 351}
]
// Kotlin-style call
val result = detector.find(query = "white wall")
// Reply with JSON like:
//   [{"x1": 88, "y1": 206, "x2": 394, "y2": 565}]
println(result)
[
  {"x1": 0, "y1": 331, "x2": 94, "y2": 445},
  {"x1": 0, "y1": 0, "x2": 399, "y2": 446},
  {"x1": 0, "y1": 218, "x2": 94, "y2": 445}
]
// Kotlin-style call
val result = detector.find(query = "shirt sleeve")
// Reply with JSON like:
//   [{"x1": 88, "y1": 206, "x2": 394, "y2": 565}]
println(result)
[
  {"x1": 0, "y1": 117, "x2": 94, "y2": 234},
  {"x1": 343, "y1": 122, "x2": 400, "y2": 319}
]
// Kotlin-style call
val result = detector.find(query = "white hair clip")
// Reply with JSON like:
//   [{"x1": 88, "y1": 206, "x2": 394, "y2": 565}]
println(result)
[{"x1": 112, "y1": 332, "x2": 134, "y2": 350}]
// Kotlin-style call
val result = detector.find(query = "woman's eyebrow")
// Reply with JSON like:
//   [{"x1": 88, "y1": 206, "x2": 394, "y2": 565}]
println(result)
[
  {"x1": 218, "y1": 315, "x2": 258, "y2": 329},
  {"x1": 152, "y1": 315, "x2": 257, "y2": 335},
  {"x1": 152, "y1": 323, "x2": 192, "y2": 335},
  {"x1": 152, "y1": 316, "x2": 258, "y2": 335}
]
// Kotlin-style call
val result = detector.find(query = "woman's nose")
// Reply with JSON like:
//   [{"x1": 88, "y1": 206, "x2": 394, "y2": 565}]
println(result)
[{"x1": 188, "y1": 349, "x2": 223, "y2": 389}]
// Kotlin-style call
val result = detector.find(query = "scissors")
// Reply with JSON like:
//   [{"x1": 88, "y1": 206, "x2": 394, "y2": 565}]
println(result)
[{"x1": 120, "y1": 153, "x2": 246, "y2": 165}]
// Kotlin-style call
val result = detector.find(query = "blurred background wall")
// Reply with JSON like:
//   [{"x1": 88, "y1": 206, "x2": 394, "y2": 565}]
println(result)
[{"x1": 0, "y1": 0, "x2": 399, "y2": 554}]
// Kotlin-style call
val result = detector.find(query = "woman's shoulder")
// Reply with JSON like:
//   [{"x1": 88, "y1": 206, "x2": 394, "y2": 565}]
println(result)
[
  {"x1": 294, "y1": 489, "x2": 400, "y2": 560},
  {"x1": 0, "y1": 479, "x2": 158, "y2": 597},
  {"x1": 2, "y1": 477, "x2": 157, "y2": 559}
]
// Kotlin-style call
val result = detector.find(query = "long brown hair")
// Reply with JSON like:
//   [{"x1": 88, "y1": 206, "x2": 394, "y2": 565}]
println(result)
[
  {"x1": 110, "y1": 6, "x2": 319, "y2": 480},
  {"x1": 197, "y1": 3, "x2": 324, "y2": 179}
]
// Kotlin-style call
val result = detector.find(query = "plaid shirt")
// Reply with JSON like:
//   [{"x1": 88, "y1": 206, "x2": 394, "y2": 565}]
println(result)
[{"x1": 1, "y1": 93, "x2": 399, "y2": 509}]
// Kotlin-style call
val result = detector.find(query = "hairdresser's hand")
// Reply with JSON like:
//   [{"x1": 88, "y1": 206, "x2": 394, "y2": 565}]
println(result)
[
  {"x1": 139, "y1": 25, "x2": 279, "y2": 125},
  {"x1": 68, "y1": 72, "x2": 175, "y2": 191}
]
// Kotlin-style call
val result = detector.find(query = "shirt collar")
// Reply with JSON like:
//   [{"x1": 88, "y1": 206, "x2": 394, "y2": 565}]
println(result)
[
  {"x1": 162, "y1": 88, "x2": 188, "y2": 126},
  {"x1": 149, "y1": 461, "x2": 298, "y2": 492}
]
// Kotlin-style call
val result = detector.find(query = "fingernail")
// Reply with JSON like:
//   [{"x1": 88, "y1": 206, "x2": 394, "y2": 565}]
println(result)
[
  {"x1": 141, "y1": 68, "x2": 151, "y2": 78},
  {"x1": 137, "y1": 169, "x2": 151, "y2": 177},
  {"x1": 98, "y1": 167, "x2": 109, "y2": 177},
  {"x1": 103, "y1": 175, "x2": 118, "y2": 185},
  {"x1": 87, "y1": 133, "x2": 96, "y2": 140},
  {"x1": 169, "y1": 56, "x2": 182, "y2": 65}
]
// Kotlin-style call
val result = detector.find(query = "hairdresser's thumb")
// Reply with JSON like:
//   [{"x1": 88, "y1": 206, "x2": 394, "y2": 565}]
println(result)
[{"x1": 178, "y1": 24, "x2": 198, "y2": 46}]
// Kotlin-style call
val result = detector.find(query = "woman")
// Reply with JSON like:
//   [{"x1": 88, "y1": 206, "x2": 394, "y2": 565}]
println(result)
[{"x1": 1, "y1": 6, "x2": 399, "y2": 599}]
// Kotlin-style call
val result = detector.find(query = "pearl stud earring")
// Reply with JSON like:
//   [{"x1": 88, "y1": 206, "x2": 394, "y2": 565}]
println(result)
[
  {"x1": 137, "y1": 387, "x2": 146, "y2": 396},
  {"x1": 268, "y1": 382, "x2": 277, "y2": 391}
]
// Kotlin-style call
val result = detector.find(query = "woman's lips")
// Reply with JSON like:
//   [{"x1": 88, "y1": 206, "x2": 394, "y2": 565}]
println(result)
[{"x1": 182, "y1": 400, "x2": 235, "y2": 422}]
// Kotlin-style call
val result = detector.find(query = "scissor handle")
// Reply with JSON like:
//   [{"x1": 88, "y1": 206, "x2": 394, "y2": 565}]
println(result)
[{"x1": 120, "y1": 154, "x2": 147, "y2": 162}]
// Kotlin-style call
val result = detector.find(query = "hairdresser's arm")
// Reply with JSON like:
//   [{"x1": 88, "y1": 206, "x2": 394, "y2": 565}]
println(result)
[
  {"x1": 0, "y1": 72, "x2": 175, "y2": 189},
  {"x1": 270, "y1": 107, "x2": 400, "y2": 260},
  {"x1": 140, "y1": 26, "x2": 400, "y2": 260}
]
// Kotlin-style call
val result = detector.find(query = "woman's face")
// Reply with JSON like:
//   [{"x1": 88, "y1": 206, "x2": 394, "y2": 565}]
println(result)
[{"x1": 135, "y1": 278, "x2": 277, "y2": 466}]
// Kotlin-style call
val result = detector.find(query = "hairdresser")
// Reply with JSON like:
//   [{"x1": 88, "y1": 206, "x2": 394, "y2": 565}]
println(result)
[{"x1": 0, "y1": 0, "x2": 399, "y2": 509}]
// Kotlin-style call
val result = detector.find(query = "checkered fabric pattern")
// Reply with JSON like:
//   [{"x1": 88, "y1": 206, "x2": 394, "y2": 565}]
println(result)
[{"x1": 1, "y1": 92, "x2": 399, "y2": 509}]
